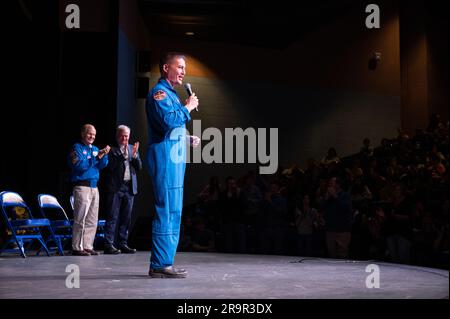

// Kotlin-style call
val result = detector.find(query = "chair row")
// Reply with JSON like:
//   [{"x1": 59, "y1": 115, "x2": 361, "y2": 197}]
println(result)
[{"x1": 0, "y1": 191, "x2": 105, "y2": 258}]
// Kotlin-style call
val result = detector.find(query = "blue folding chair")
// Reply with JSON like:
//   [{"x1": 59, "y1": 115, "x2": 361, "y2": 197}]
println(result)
[
  {"x1": 69, "y1": 195, "x2": 106, "y2": 245},
  {"x1": 37, "y1": 194, "x2": 73, "y2": 256},
  {"x1": 0, "y1": 191, "x2": 51, "y2": 258}
]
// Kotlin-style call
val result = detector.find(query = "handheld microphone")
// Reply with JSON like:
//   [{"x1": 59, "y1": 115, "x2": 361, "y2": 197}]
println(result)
[{"x1": 184, "y1": 83, "x2": 198, "y2": 111}]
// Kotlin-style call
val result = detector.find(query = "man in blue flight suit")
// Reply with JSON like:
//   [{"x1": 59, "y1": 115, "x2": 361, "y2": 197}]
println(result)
[{"x1": 146, "y1": 52, "x2": 200, "y2": 278}]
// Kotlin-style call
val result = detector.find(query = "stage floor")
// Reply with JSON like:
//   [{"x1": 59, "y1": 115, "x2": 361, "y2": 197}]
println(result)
[{"x1": 0, "y1": 251, "x2": 448, "y2": 299}]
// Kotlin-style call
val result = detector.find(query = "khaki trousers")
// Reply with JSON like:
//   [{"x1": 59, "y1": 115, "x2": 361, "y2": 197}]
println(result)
[{"x1": 72, "y1": 186, "x2": 99, "y2": 251}]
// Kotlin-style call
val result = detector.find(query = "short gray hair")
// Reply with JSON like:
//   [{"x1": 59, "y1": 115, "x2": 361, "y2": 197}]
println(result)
[{"x1": 116, "y1": 125, "x2": 130, "y2": 135}]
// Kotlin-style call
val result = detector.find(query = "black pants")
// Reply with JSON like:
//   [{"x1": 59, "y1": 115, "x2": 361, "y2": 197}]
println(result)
[{"x1": 104, "y1": 183, "x2": 134, "y2": 247}]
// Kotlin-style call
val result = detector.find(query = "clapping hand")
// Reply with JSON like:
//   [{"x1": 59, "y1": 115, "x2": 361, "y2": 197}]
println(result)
[
  {"x1": 98, "y1": 145, "x2": 111, "y2": 159},
  {"x1": 132, "y1": 142, "x2": 140, "y2": 158}
]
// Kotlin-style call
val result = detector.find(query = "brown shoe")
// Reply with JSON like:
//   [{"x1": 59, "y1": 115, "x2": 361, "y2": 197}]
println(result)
[
  {"x1": 84, "y1": 249, "x2": 99, "y2": 255},
  {"x1": 148, "y1": 266, "x2": 188, "y2": 278},
  {"x1": 72, "y1": 250, "x2": 90, "y2": 256}
]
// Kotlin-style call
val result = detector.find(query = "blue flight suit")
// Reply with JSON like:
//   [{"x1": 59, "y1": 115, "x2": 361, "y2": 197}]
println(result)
[{"x1": 145, "y1": 78, "x2": 191, "y2": 269}]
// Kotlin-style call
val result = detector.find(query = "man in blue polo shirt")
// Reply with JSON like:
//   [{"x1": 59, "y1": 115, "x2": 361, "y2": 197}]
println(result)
[
  {"x1": 145, "y1": 52, "x2": 200, "y2": 278},
  {"x1": 69, "y1": 124, "x2": 110, "y2": 256}
]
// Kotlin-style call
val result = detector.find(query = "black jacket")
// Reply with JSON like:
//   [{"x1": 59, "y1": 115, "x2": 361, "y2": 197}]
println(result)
[{"x1": 102, "y1": 145, "x2": 142, "y2": 195}]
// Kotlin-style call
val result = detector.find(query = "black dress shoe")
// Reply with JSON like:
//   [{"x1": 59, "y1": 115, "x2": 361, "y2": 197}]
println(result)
[
  {"x1": 104, "y1": 246, "x2": 121, "y2": 254},
  {"x1": 148, "y1": 266, "x2": 188, "y2": 278},
  {"x1": 72, "y1": 250, "x2": 90, "y2": 256},
  {"x1": 84, "y1": 249, "x2": 99, "y2": 255},
  {"x1": 119, "y1": 245, "x2": 136, "y2": 254}
]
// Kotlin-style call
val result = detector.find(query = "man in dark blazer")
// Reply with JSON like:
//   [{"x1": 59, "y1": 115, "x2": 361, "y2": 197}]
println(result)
[{"x1": 103, "y1": 125, "x2": 142, "y2": 254}]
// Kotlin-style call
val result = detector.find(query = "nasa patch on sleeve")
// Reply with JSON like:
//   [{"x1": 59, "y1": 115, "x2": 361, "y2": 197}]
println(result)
[{"x1": 153, "y1": 90, "x2": 167, "y2": 101}]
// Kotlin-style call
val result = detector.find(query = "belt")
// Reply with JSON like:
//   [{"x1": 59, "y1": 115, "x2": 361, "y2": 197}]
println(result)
[{"x1": 73, "y1": 180, "x2": 91, "y2": 187}]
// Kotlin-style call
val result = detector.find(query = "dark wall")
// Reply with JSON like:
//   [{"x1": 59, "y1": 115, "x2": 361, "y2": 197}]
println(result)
[
  {"x1": 2, "y1": 1, "x2": 60, "y2": 208},
  {"x1": 115, "y1": 25, "x2": 153, "y2": 226},
  {"x1": 400, "y1": 0, "x2": 449, "y2": 133},
  {"x1": 2, "y1": 1, "x2": 34, "y2": 200},
  {"x1": 427, "y1": 2, "x2": 449, "y2": 121},
  {"x1": 58, "y1": 30, "x2": 118, "y2": 202},
  {"x1": 1, "y1": 1, "x2": 119, "y2": 213}
]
